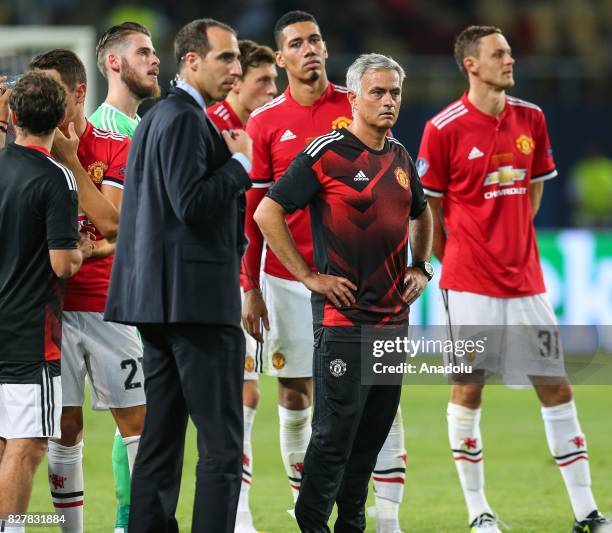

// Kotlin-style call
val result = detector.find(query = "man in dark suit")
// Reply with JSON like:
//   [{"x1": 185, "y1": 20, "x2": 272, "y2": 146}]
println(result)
[{"x1": 104, "y1": 18, "x2": 252, "y2": 533}]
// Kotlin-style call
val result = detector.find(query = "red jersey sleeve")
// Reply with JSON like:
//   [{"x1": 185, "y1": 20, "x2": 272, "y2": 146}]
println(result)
[
  {"x1": 246, "y1": 115, "x2": 274, "y2": 188},
  {"x1": 531, "y1": 112, "x2": 557, "y2": 182},
  {"x1": 241, "y1": 115, "x2": 273, "y2": 291},
  {"x1": 416, "y1": 120, "x2": 449, "y2": 197},
  {"x1": 103, "y1": 137, "x2": 130, "y2": 190},
  {"x1": 241, "y1": 186, "x2": 267, "y2": 291}
]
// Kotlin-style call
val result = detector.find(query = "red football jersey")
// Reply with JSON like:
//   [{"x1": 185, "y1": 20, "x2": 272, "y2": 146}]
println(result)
[
  {"x1": 243, "y1": 83, "x2": 353, "y2": 289},
  {"x1": 208, "y1": 100, "x2": 245, "y2": 131},
  {"x1": 417, "y1": 92, "x2": 557, "y2": 297},
  {"x1": 64, "y1": 121, "x2": 130, "y2": 312}
]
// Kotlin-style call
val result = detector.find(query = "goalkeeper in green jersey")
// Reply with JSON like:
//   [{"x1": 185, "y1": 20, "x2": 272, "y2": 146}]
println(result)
[{"x1": 90, "y1": 21, "x2": 160, "y2": 533}]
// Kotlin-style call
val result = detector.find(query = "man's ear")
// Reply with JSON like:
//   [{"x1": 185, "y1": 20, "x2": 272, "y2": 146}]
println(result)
[
  {"x1": 464, "y1": 56, "x2": 477, "y2": 76},
  {"x1": 275, "y1": 50, "x2": 285, "y2": 69},
  {"x1": 184, "y1": 51, "x2": 200, "y2": 71},
  {"x1": 347, "y1": 90, "x2": 357, "y2": 114},
  {"x1": 107, "y1": 52, "x2": 121, "y2": 75},
  {"x1": 75, "y1": 82, "x2": 87, "y2": 105}
]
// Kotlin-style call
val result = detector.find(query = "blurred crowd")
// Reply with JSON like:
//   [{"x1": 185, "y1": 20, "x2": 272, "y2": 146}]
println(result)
[
  {"x1": 1, "y1": 0, "x2": 611, "y2": 227},
  {"x1": 2, "y1": 0, "x2": 612, "y2": 67}
]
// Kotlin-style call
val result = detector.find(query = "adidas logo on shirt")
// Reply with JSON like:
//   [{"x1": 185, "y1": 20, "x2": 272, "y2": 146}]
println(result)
[
  {"x1": 468, "y1": 146, "x2": 484, "y2": 160},
  {"x1": 354, "y1": 170, "x2": 369, "y2": 182},
  {"x1": 280, "y1": 129, "x2": 297, "y2": 142}
]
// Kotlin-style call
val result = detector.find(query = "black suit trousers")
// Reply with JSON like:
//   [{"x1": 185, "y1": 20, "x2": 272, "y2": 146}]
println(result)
[
  {"x1": 128, "y1": 323, "x2": 245, "y2": 533},
  {"x1": 295, "y1": 328, "x2": 402, "y2": 533}
]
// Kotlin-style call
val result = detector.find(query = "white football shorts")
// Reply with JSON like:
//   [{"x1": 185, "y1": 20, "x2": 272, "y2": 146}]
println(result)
[
  {"x1": 258, "y1": 273, "x2": 314, "y2": 378},
  {"x1": 62, "y1": 312, "x2": 146, "y2": 410},
  {"x1": 442, "y1": 290, "x2": 566, "y2": 385},
  {"x1": 0, "y1": 367, "x2": 61, "y2": 439}
]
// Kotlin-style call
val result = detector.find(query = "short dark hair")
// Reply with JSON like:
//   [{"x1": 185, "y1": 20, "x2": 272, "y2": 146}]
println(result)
[
  {"x1": 273, "y1": 10, "x2": 319, "y2": 49},
  {"x1": 174, "y1": 18, "x2": 235, "y2": 66},
  {"x1": 30, "y1": 48, "x2": 87, "y2": 90},
  {"x1": 238, "y1": 40, "x2": 275, "y2": 77},
  {"x1": 96, "y1": 22, "x2": 152, "y2": 78},
  {"x1": 9, "y1": 71, "x2": 66, "y2": 136},
  {"x1": 454, "y1": 25, "x2": 502, "y2": 77}
]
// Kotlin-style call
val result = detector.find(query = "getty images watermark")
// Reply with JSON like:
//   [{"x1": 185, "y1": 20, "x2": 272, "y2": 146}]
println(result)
[
  {"x1": 371, "y1": 335, "x2": 485, "y2": 375},
  {"x1": 358, "y1": 325, "x2": 612, "y2": 386}
]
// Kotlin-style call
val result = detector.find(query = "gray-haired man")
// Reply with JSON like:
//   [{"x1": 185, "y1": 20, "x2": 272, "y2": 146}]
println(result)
[{"x1": 255, "y1": 53, "x2": 433, "y2": 532}]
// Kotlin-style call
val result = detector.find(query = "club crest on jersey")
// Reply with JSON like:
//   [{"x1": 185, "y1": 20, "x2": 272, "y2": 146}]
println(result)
[
  {"x1": 394, "y1": 166, "x2": 409, "y2": 190},
  {"x1": 272, "y1": 352, "x2": 286, "y2": 369},
  {"x1": 87, "y1": 161, "x2": 108, "y2": 184},
  {"x1": 516, "y1": 134, "x2": 535, "y2": 155},
  {"x1": 329, "y1": 358, "x2": 347, "y2": 377},
  {"x1": 332, "y1": 116, "x2": 352, "y2": 129},
  {"x1": 244, "y1": 355, "x2": 255, "y2": 373}
]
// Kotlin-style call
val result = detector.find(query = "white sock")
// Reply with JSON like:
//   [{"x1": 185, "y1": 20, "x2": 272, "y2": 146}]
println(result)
[
  {"x1": 238, "y1": 406, "x2": 256, "y2": 516},
  {"x1": 373, "y1": 407, "x2": 405, "y2": 527},
  {"x1": 542, "y1": 400, "x2": 597, "y2": 521},
  {"x1": 447, "y1": 403, "x2": 492, "y2": 524},
  {"x1": 48, "y1": 441, "x2": 84, "y2": 533},
  {"x1": 278, "y1": 405, "x2": 311, "y2": 503},
  {"x1": 121, "y1": 435, "x2": 140, "y2": 476}
]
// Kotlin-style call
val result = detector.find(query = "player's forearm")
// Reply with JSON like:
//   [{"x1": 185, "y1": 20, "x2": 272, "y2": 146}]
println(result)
[
  {"x1": 410, "y1": 204, "x2": 433, "y2": 263},
  {"x1": 242, "y1": 187, "x2": 268, "y2": 291},
  {"x1": 65, "y1": 159, "x2": 119, "y2": 239},
  {"x1": 530, "y1": 181, "x2": 544, "y2": 218},
  {"x1": 254, "y1": 198, "x2": 312, "y2": 284},
  {"x1": 49, "y1": 248, "x2": 84, "y2": 279},
  {"x1": 427, "y1": 196, "x2": 446, "y2": 261}
]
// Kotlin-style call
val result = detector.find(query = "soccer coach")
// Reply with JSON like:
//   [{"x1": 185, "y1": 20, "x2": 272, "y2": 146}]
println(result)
[
  {"x1": 104, "y1": 19, "x2": 253, "y2": 533},
  {"x1": 255, "y1": 54, "x2": 433, "y2": 531}
]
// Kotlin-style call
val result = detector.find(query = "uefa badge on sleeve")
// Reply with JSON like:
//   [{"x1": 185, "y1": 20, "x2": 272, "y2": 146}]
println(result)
[{"x1": 329, "y1": 359, "x2": 347, "y2": 377}]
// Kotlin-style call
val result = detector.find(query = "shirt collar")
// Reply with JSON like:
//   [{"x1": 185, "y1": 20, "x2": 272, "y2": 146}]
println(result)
[
  {"x1": 176, "y1": 80, "x2": 207, "y2": 111},
  {"x1": 461, "y1": 91, "x2": 508, "y2": 124},
  {"x1": 284, "y1": 81, "x2": 334, "y2": 108}
]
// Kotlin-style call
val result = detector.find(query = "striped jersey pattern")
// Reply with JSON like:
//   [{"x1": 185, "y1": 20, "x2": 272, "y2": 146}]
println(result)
[{"x1": 89, "y1": 102, "x2": 140, "y2": 138}]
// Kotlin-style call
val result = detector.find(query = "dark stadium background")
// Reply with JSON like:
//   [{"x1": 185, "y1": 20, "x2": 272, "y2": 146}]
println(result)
[{"x1": 1, "y1": 0, "x2": 611, "y2": 228}]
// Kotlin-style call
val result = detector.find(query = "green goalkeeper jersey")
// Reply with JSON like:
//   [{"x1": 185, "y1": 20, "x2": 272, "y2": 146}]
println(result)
[{"x1": 89, "y1": 102, "x2": 140, "y2": 137}]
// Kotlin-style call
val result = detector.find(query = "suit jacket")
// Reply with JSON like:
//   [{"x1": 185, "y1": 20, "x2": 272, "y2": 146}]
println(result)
[{"x1": 105, "y1": 87, "x2": 251, "y2": 325}]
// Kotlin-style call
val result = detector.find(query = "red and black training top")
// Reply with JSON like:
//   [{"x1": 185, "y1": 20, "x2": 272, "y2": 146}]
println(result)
[
  {"x1": 0, "y1": 143, "x2": 78, "y2": 383},
  {"x1": 267, "y1": 127, "x2": 427, "y2": 329}
]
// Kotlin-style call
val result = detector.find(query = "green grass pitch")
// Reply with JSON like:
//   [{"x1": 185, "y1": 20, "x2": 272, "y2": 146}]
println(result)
[{"x1": 28, "y1": 381, "x2": 611, "y2": 532}]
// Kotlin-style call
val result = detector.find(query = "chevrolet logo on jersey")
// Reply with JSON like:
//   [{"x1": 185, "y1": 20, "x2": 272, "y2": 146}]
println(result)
[{"x1": 483, "y1": 165, "x2": 527, "y2": 186}]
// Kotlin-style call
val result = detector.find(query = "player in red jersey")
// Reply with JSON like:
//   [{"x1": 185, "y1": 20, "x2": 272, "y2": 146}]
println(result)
[
  {"x1": 243, "y1": 11, "x2": 407, "y2": 530},
  {"x1": 417, "y1": 26, "x2": 611, "y2": 533},
  {"x1": 30, "y1": 49, "x2": 145, "y2": 533},
  {"x1": 208, "y1": 39, "x2": 278, "y2": 533}
]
